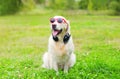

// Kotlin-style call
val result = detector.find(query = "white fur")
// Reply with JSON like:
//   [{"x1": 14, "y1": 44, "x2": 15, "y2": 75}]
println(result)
[{"x1": 42, "y1": 16, "x2": 76, "y2": 74}]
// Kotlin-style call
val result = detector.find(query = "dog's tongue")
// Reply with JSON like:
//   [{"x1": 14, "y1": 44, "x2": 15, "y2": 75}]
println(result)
[{"x1": 53, "y1": 30, "x2": 59, "y2": 36}]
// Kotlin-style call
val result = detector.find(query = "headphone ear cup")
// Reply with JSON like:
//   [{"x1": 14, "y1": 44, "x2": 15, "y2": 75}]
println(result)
[
  {"x1": 63, "y1": 33, "x2": 70, "y2": 44},
  {"x1": 53, "y1": 36, "x2": 59, "y2": 42}
]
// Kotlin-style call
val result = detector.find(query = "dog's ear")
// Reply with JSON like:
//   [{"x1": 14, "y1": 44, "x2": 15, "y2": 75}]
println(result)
[
  {"x1": 66, "y1": 20, "x2": 70, "y2": 27},
  {"x1": 66, "y1": 20, "x2": 71, "y2": 33},
  {"x1": 67, "y1": 20, "x2": 70, "y2": 24}
]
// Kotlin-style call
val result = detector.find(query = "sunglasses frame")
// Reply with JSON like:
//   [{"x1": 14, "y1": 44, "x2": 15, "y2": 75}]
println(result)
[{"x1": 50, "y1": 18, "x2": 67, "y2": 24}]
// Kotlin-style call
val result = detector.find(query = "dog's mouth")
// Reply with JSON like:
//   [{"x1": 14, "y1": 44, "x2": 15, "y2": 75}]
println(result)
[{"x1": 52, "y1": 29, "x2": 62, "y2": 37}]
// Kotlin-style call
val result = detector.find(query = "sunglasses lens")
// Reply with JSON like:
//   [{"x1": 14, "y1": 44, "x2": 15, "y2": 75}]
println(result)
[
  {"x1": 50, "y1": 18, "x2": 55, "y2": 23},
  {"x1": 57, "y1": 18, "x2": 63, "y2": 23}
]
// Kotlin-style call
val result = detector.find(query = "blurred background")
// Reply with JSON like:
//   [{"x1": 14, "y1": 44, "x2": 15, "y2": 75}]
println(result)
[
  {"x1": 0, "y1": 0, "x2": 120, "y2": 78},
  {"x1": 0, "y1": 0, "x2": 120, "y2": 15}
]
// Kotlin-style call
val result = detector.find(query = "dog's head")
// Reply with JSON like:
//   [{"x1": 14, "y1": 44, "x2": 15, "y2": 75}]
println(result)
[{"x1": 50, "y1": 16, "x2": 69, "y2": 37}]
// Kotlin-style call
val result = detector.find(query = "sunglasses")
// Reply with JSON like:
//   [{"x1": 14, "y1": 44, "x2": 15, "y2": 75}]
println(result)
[{"x1": 50, "y1": 18, "x2": 67, "y2": 23}]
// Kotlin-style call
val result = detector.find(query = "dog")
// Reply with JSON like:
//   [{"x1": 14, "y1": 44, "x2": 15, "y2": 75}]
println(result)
[{"x1": 42, "y1": 16, "x2": 76, "y2": 74}]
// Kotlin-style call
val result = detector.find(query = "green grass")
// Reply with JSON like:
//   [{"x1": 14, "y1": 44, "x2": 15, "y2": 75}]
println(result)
[{"x1": 0, "y1": 11, "x2": 120, "y2": 79}]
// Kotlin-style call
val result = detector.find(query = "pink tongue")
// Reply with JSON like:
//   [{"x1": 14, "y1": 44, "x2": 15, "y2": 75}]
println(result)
[{"x1": 53, "y1": 31, "x2": 58, "y2": 36}]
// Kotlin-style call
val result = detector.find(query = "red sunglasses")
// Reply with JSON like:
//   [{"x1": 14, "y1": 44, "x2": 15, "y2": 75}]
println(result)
[{"x1": 50, "y1": 18, "x2": 67, "y2": 23}]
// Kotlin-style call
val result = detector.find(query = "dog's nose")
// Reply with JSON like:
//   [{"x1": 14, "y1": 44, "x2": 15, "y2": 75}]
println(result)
[{"x1": 52, "y1": 24, "x2": 56, "y2": 29}]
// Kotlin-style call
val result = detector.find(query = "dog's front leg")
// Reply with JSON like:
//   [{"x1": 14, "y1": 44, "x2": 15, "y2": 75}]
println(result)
[
  {"x1": 53, "y1": 62, "x2": 59, "y2": 75},
  {"x1": 64, "y1": 64, "x2": 69, "y2": 73}
]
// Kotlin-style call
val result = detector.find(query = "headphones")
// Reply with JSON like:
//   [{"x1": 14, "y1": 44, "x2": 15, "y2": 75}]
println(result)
[{"x1": 53, "y1": 33, "x2": 71, "y2": 44}]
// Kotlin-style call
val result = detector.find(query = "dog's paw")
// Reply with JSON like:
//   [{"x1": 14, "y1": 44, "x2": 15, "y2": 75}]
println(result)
[
  {"x1": 56, "y1": 71, "x2": 59, "y2": 75},
  {"x1": 64, "y1": 70, "x2": 68, "y2": 74}
]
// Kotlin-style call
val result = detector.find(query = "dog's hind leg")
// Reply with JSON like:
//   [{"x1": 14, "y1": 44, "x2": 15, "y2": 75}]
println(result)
[
  {"x1": 42, "y1": 52, "x2": 50, "y2": 69},
  {"x1": 69, "y1": 53, "x2": 76, "y2": 67}
]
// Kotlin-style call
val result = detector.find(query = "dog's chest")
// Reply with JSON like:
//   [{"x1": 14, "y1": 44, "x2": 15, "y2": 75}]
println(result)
[{"x1": 54, "y1": 42, "x2": 68, "y2": 56}]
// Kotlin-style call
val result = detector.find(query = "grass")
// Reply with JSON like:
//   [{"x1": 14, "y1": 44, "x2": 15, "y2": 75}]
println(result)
[{"x1": 0, "y1": 11, "x2": 120, "y2": 79}]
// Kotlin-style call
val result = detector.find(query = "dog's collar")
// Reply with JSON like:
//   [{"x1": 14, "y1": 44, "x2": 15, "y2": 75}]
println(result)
[{"x1": 52, "y1": 33, "x2": 71, "y2": 44}]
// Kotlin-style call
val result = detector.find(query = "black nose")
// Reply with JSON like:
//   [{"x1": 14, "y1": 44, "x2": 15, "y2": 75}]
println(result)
[{"x1": 52, "y1": 24, "x2": 56, "y2": 29}]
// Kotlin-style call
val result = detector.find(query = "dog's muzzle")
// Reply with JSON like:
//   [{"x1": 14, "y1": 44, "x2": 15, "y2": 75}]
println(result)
[
  {"x1": 52, "y1": 24, "x2": 56, "y2": 30},
  {"x1": 52, "y1": 29, "x2": 62, "y2": 37},
  {"x1": 52, "y1": 24, "x2": 62, "y2": 37}
]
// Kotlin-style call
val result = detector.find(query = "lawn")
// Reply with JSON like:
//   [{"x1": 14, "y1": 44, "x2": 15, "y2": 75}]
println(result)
[{"x1": 0, "y1": 11, "x2": 120, "y2": 79}]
